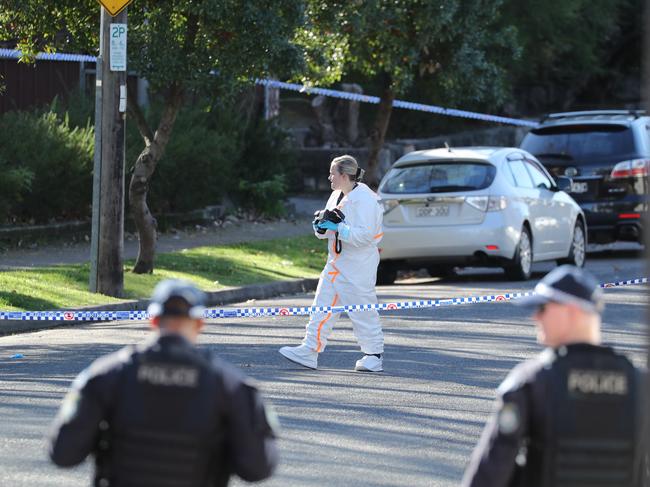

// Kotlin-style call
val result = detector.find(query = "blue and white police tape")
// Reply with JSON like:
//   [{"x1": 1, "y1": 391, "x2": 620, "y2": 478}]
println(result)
[
  {"x1": 0, "y1": 48, "x2": 537, "y2": 128},
  {"x1": 0, "y1": 277, "x2": 646, "y2": 322},
  {"x1": 255, "y1": 79, "x2": 538, "y2": 128},
  {"x1": 0, "y1": 48, "x2": 96, "y2": 63}
]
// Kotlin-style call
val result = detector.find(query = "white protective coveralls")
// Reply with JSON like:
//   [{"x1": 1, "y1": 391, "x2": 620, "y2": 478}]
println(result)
[{"x1": 302, "y1": 183, "x2": 384, "y2": 355}]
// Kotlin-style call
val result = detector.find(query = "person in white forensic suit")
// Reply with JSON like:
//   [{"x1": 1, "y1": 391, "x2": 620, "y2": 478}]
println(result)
[{"x1": 279, "y1": 155, "x2": 385, "y2": 372}]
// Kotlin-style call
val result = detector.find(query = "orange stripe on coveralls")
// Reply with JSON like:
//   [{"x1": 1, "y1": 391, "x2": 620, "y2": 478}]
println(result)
[
  {"x1": 327, "y1": 239, "x2": 341, "y2": 282},
  {"x1": 374, "y1": 232, "x2": 384, "y2": 239},
  {"x1": 316, "y1": 293, "x2": 339, "y2": 352},
  {"x1": 327, "y1": 263, "x2": 341, "y2": 283}
]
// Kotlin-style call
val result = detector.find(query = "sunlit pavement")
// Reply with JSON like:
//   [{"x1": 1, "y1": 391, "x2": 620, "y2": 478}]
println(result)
[{"x1": 0, "y1": 249, "x2": 646, "y2": 486}]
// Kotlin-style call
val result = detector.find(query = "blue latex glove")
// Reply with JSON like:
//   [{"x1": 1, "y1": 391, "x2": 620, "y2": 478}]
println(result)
[
  {"x1": 338, "y1": 222, "x2": 350, "y2": 240},
  {"x1": 317, "y1": 220, "x2": 339, "y2": 232}
]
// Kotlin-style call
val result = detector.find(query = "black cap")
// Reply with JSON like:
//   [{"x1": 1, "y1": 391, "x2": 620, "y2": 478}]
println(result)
[
  {"x1": 515, "y1": 265, "x2": 604, "y2": 313},
  {"x1": 148, "y1": 279, "x2": 206, "y2": 319}
]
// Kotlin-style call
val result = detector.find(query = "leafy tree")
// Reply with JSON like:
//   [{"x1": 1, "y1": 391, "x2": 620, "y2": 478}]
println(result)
[
  {"x1": 0, "y1": 0, "x2": 305, "y2": 275},
  {"x1": 298, "y1": 0, "x2": 520, "y2": 185},
  {"x1": 501, "y1": 0, "x2": 637, "y2": 112}
]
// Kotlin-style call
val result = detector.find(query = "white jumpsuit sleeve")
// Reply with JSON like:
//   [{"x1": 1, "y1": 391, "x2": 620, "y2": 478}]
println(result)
[{"x1": 337, "y1": 195, "x2": 380, "y2": 248}]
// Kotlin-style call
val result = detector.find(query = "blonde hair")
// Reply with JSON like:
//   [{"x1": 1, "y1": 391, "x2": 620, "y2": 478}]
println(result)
[{"x1": 331, "y1": 155, "x2": 365, "y2": 182}]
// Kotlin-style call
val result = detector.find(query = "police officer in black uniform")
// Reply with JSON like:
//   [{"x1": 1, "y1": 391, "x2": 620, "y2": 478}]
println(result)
[
  {"x1": 462, "y1": 265, "x2": 646, "y2": 487},
  {"x1": 49, "y1": 279, "x2": 279, "y2": 487}
]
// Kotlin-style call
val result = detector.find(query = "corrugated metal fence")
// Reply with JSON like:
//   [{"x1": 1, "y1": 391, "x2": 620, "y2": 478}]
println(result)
[{"x1": 0, "y1": 59, "x2": 93, "y2": 113}]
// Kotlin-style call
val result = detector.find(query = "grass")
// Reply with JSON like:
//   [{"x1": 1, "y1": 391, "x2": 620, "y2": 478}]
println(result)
[{"x1": 0, "y1": 235, "x2": 327, "y2": 311}]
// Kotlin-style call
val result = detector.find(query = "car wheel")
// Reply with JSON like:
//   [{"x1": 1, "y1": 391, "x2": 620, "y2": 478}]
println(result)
[
  {"x1": 558, "y1": 221, "x2": 586, "y2": 268},
  {"x1": 504, "y1": 226, "x2": 533, "y2": 281},
  {"x1": 376, "y1": 263, "x2": 397, "y2": 285},
  {"x1": 427, "y1": 265, "x2": 456, "y2": 278}
]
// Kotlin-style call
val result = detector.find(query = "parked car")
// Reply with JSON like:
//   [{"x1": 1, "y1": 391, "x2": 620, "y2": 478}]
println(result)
[
  {"x1": 376, "y1": 147, "x2": 585, "y2": 284},
  {"x1": 520, "y1": 110, "x2": 649, "y2": 244}
]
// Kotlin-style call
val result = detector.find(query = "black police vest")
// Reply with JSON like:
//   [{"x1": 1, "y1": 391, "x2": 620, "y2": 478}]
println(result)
[
  {"x1": 538, "y1": 349, "x2": 639, "y2": 487},
  {"x1": 97, "y1": 352, "x2": 227, "y2": 487}
]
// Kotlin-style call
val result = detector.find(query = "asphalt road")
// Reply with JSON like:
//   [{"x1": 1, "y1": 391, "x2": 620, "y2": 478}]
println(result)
[{"x1": 0, "y1": 250, "x2": 646, "y2": 486}]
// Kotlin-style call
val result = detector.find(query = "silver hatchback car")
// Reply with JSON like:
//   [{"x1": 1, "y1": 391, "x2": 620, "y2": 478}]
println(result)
[{"x1": 377, "y1": 147, "x2": 586, "y2": 284}]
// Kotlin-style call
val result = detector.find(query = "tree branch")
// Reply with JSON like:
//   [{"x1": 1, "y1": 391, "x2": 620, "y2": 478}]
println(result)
[
  {"x1": 126, "y1": 84, "x2": 153, "y2": 146},
  {"x1": 152, "y1": 83, "x2": 184, "y2": 153}
]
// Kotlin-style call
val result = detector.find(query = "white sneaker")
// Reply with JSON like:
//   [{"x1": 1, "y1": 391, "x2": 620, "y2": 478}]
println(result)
[
  {"x1": 279, "y1": 345, "x2": 318, "y2": 370},
  {"x1": 355, "y1": 354, "x2": 383, "y2": 372}
]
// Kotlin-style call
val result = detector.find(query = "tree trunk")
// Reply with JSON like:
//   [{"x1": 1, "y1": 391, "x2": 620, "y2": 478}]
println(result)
[
  {"x1": 129, "y1": 84, "x2": 184, "y2": 274},
  {"x1": 365, "y1": 75, "x2": 395, "y2": 188}
]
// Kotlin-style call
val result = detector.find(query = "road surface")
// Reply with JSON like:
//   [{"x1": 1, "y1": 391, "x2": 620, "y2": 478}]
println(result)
[{"x1": 0, "y1": 251, "x2": 646, "y2": 486}]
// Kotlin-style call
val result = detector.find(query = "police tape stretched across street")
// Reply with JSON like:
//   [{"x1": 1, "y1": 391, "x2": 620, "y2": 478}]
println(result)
[{"x1": 0, "y1": 279, "x2": 646, "y2": 323}]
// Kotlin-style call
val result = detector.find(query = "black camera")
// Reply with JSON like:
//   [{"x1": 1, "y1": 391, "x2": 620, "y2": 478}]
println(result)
[{"x1": 313, "y1": 208, "x2": 345, "y2": 234}]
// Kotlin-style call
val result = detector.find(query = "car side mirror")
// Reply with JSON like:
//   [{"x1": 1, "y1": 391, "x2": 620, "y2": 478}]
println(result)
[{"x1": 554, "y1": 175, "x2": 572, "y2": 192}]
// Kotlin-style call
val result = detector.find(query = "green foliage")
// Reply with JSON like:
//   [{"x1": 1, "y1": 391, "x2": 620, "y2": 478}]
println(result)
[
  {"x1": 125, "y1": 0, "x2": 306, "y2": 93},
  {"x1": 0, "y1": 93, "x2": 298, "y2": 224},
  {"x1": 502, "y1": 0, "x2": 619, "y2": 83},
  {"x1": 0, "y1": 1, "x2": 305, "y2": 93},
  {"x1": 50, "y1": 90, "x2": 95, "y2": 130},
  {"x1": 124, "y1": 99, "x2": 297, "y2": 217},
  {"x1": 238, "y1": 175, "x2": 288, "y2": 217},
  {"x1": 233, "y1": 119, "x2": 298, "y2": 216},
  {"x1": 293, "y1": 3, "x2": 350, "y2": 86},
  {"x1": 126, "y1": 102, "x2": 239, "y2": 213},
  {"x1": 0, "y1": 108, "x2": 94, "y2": 223},
  {"x1": 1, "y1": 1, "x2": 308, "y2": 98},
  {"x1": 499, "y1": 0, "x2": 640, "y2": 110},
  {"x1": 1, "y1": 0, "x2": 309, "y2": 241},
  {"x1": 300, "y1": 0, "x2": 519, "y2": 104},
  {"x1": 0, "y1": 155, "x2": 33, "y2": 221},
  {"x1": 0, "y1": 0, "x2": 98, "y2": 62}
]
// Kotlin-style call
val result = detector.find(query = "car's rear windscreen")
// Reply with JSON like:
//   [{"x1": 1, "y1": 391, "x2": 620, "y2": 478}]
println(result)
[
  {"x1": 380, "y1": 161, "x2": 496, "y2": 194},
  {"x1": 521, "y1": 124, "x2": 636, "y2": 160}
]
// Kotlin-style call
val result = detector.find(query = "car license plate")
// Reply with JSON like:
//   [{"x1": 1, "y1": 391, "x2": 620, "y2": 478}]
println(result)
[
  {"x1": 416, "y1": 205, "x2": 449, "y2": 217},
  {"x1": 570, "y1": 181, "x2": 589, "y2": 193}
]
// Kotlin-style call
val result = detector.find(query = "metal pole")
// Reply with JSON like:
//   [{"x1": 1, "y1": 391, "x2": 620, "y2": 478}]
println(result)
[
  {"x1": 90, "y1": 7, "x2": 127, "y2": 296},
  {"x1": 89, "y1": 8, "x2": 105, "y2": 292},
  {"x1": 641, "y1": 0, "x2": 650, "y2": 485},
  {"x1": 97, "y1": 9, "x2": 127, "y2": 296}
]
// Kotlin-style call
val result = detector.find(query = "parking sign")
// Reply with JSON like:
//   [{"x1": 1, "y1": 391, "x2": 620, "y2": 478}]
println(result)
[{"x1": 109, "y1": 23, "x2": 127, "y2": 71}]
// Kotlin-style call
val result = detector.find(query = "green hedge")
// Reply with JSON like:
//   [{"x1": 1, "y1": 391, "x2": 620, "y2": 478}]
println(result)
[
  {"x1": 126, "y1": 104, "x2": 239, "y2": 214},
  {"x1": 0, "y1": 95, "x2": 297, "y2": 224},
  {"x1": 0, "y1": 109, "x2": 94, "y2": 223},
  {"x1": 233, "y1": 119, "x2": 298, "y2": 216}
]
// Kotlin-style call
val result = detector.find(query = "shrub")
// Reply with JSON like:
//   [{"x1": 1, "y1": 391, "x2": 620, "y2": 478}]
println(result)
[
  {"x1": 127, "y1": 104, "x2": 240, "y2": 214},
  {"x1": 233, "y1": 119, "x2": 297, "y2": 216},
  {"x1": 50, "y1": 92, "x2": 95, "y2": 130},
  {"x1": 238, "y1": 175, "x2": 288, "y2": 217},
  {"x1": 0, "y1": 155, "x2": 33, "y2": 222},
  {"x1": 0, "y1": 94, "x2": 297, "y2": 224},
  {"x1": 127, "y1": 99, "x2": 297, "y2": 218},
  {"x1": 0, "y1": 109, "x2": 94, "y2": 223}
]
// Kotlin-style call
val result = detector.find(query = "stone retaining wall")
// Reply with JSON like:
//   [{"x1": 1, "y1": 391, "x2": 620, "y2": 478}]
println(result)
[{"x1": 297, "y1": 125, "x2": 531, "y2": 189}]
